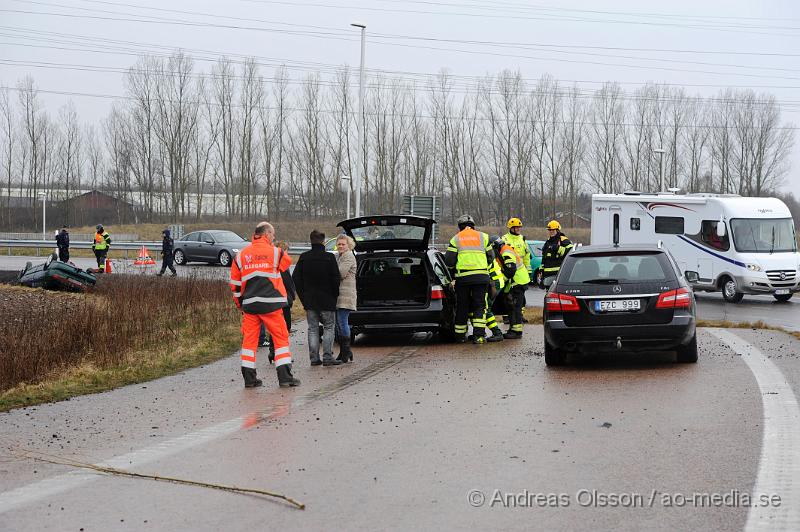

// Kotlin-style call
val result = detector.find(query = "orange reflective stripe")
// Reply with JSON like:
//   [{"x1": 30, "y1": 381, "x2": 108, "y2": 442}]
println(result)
[{"x1": 241, "y1": 354, "x2": 256, "y2": 362}]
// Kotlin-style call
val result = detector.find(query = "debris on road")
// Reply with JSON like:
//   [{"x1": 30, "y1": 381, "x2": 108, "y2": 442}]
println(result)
[{"x1": 19, "y1": 450, "x2": 306, "y2": 510}]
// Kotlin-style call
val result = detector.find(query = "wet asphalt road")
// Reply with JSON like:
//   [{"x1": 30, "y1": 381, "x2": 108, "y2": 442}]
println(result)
[{"x1": 1, "y1": 322, "x2": 799, "y2": 531}]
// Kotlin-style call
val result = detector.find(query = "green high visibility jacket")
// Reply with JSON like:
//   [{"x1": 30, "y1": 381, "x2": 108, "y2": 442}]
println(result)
[
  {"x1": 445, "y1": 227, "x2": 492, "y2": 279},
  {"x1": 500, "y1": 244, "x2": 531, "y2": 288},
  {"x1": 92, "y1": 231, "x2": 111, "y2": 251},
  {"x1": 502, "y1": 232, "x2": 532, "y2": 273}
]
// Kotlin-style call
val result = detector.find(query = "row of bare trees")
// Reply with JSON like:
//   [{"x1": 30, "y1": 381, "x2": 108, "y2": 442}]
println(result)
[{"x1": 1, "y1": 50, "x2": 796, "y2": 230}]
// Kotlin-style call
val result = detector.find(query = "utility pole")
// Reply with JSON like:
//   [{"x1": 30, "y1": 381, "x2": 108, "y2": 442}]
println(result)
[
  {"x1": 38, "y1": 191, "x2": 46, "y2": 238},
  {"x1": 351, "y1": 22, "x2": 366, "y2": 217}
]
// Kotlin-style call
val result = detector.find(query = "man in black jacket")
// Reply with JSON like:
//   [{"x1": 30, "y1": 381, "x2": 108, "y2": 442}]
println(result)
[
  {"x1": 292, "y1": 230, "x2": 341, "y2": 366},
  {"x1": 55, "y1": 226, "x2": 70, "y2": 262},
  {"x1": 156, "y1": 228, "x2": 177, "y2": 277}
]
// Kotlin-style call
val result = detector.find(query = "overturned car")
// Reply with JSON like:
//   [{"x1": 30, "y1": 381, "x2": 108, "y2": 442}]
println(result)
[{"x1": 17, "y1": 254, "x2": 96, "y2": 291}]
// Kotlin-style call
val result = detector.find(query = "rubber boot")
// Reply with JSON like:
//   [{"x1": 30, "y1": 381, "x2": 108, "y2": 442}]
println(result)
[
  {"x1": 472, "y1": 335, "x2": 486, "y2": 345},
  {"x1": 277, "y1": 364, "x2": 301, "y2": 387},
  {"x1": 487, "y1": 327, "x2": 504, "y2": 342},
  {"x1": 454, "y1": 334, "x2": 467, "y2": 344},
  {"x1": 503, "y1": 330, "x2": 523, "y2": 340},
  {"x1": 241, "y1": 367, "x2": 262, "y2": 388}
]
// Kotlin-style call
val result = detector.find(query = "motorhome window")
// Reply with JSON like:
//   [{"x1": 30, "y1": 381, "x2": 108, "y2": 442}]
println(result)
[
  {"x1": 701, "y1": 220, "x2": 730, "y2": 251},
  {"x1": 655, "y1": 216, "x2": 684, "y2": 234},
  {"x1": 730, "y1": 218, "x2": 797, "y2": 253},
  {"x1": 630, "y1": 218, "x2": 641, "y2": 231}
]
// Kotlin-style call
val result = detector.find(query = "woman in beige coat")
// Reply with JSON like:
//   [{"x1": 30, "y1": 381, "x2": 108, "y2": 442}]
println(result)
[{"x1": 335, "y1": 234, "x2": 357, "y2": 362}]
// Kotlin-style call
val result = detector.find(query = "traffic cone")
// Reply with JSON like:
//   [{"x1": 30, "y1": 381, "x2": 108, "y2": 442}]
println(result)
[
  {"x1": 105, "y1": 257, "x2": 113, "y2": 273},
  {"x1": 134, "y1": 246, "x2": 156, "y2": 266}
]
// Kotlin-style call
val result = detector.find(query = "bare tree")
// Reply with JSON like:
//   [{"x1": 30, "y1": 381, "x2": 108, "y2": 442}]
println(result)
[
  {"x1": 56, "y1": 101, "x2": 82, "y2": 223},
  {"x1": 586, "y1": 82, "x2": 624, "y2": 194},
  {"x1": 0, "y1": 86, "x2": 14, "y2": 227}
]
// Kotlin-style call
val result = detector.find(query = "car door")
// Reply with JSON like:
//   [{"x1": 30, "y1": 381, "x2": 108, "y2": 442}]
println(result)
[
  {"x1": 180, "y1": 232, "x2": 200, "y2": 261},
  {"x1": 196, "y1": 232, "x2": 216, "y2": 261}
]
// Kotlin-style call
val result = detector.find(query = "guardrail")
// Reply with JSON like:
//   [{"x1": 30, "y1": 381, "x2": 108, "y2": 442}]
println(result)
[
  {"x1": 0, "y1": 232, "x2": 140, "y2": 241},
  {"x1": 0, "y1": 239, "x2": 313, "y2": 258}
]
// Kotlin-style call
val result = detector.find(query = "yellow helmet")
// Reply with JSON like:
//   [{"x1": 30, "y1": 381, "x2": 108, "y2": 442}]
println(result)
[
  {"x1": 506, "y1": 217, "x2": 522, "y2": 229},
  {"x1": 547, "y1": 220, "x2": 561, "y2": 230}
]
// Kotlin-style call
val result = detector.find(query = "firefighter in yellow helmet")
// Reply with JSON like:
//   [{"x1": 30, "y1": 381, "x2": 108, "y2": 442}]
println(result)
[
  {"x1": 502, "y1": 218, "x2": 532, "y2": 278},
  {"x1": 444, "y1": 214, "x2": 494, "y2": 344},
  {"x1": 540, "y1": 220, "x2": 573, "y2": 287}
]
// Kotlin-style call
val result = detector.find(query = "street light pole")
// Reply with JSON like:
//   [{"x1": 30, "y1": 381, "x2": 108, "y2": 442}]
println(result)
[
  {"x1": 351, "y1": 22, "x2": 366, "y2": 218},
  {"x1": 654, "y1": 148, "x2": 665, "y2": 192},
  {"x1": 38, "y1": 191, "x2": 46, "y2": 238},
  {"x1": 341, "y1": 175, "x2": 352, "y2": 218}
]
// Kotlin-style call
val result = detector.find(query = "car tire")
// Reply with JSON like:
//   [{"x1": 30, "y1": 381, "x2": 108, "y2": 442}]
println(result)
[
  {"x1": 218, "y1": 250, "x2": 232, "y2": 267},
  {"x1": 774, "y1": 293, "x2": 793, "y2": 302},
  {"x1": 676, "y1": 334, "x2": 698, "y2": 363},
  {"x1": 721, "y1": 276, "x2": 744, "y2": 303},
  {"x1": 174, "y1": 249, "x2": 186, "y2": 266},
  {"x1": 544, "y1": 340, "x2": 566, "y2": 366}
]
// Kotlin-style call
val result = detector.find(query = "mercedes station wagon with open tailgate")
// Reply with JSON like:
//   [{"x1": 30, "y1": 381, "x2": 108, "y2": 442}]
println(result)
[
  {"x1": 543, "y1": 244, "x2": 698, "y2": 366},
  {"x1": 338, "y1": 215, "x2": 456, "y2": 342}
]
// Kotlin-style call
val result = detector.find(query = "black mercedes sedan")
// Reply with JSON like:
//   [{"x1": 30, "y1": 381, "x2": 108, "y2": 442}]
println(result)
[{"x1": 542, "y1": 244, "x2": 698, "y2": 366}]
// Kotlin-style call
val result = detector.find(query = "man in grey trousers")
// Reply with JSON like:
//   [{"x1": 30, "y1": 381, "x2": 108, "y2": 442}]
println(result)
[{"x1": 291, "y1": 230, "x2": 342, "y2": 366}]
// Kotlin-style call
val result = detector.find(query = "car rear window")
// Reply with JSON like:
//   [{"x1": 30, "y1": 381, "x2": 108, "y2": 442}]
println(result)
[
  {"x1": 351, "y1": 224, "x2": 425, "y2": 242},
  {"x1": 564, "y1": 252, "x2": 672, "y2": 283}
]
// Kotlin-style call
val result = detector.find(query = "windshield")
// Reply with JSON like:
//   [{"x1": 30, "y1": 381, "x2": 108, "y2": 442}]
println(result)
[
  {"x1": 565, "y1": 253, "x2": 672, "y2": 283},
  {"x1": 730, "y1": 218, "x2": 797, "y2": 253},
  {"x1": 350, "y1": 224, "x2": 425, "y2": 242},
  {"x1": 211, "y1": 231, "x2": 246, "y2": 243}
]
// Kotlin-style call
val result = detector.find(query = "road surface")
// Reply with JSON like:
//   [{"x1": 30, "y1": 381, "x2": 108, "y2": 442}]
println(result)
[{"x1": 1, "y1": 322, "x2": 799, "y2": 531}]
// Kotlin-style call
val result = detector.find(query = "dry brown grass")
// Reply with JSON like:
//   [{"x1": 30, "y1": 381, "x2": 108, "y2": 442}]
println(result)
[{"x1": 0, "y1": 275, "x2": 241, "y2": 410}]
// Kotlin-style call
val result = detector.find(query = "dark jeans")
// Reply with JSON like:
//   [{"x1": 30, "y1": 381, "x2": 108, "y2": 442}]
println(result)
[
  {"x1": 455, "y1": 280, "x2": 488, "y2": 337},
  {"x1": 93, "y1": 248, "x2": 107, "y2": 270},
  {"x1": 307, "y1": 309, "x2": 335, "y2": 361},
  {"x1": 58, "y1": 247, "x2": 69, "y2": 262},
  {"x1": 336, "y1": 309, "x2": 352, "y2": 338},
  {"x1": 159, "y1": 252, "x2": 176, "y2": 275}
]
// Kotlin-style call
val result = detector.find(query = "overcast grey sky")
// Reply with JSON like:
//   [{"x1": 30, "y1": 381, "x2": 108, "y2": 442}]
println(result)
[{"x1": 1, "y1": 0, "x2": 798, "y2": 196}]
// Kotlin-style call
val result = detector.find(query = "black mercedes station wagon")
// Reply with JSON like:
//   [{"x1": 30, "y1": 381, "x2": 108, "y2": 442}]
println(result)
[{"x1": 542, "y1": 244, "x2": 698, "y2": 366}]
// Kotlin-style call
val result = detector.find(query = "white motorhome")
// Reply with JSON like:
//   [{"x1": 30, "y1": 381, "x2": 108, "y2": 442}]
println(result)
[{"x1": 590, "y1": 192, "x2": 800, "y2": 302}]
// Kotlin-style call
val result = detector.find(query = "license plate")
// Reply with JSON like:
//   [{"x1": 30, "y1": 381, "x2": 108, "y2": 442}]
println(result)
[
  {"x1": 596, "y1": 299, "x2": 640, "y2": 312},
  {"x1": 775, "y1": 289, "x2": 790, "y2": 295}
]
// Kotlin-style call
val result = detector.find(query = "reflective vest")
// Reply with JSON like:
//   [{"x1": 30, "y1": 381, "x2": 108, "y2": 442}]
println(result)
[
  {"x1": 541, "y1": 233, "x2": 573, "y2": 276},
  {"x1": 447, "y1": 227, "x2": 490, "y2": 278},
  {"x1": 500, "y1": 244, "x2": 531, "y2": 287},
  {"x1": 93, "y1": 231, "x2": 110, "y2": 251},
  {"x1": 502, "y1": 232, "x2": 531, "y2": 272},
  {"x1": 489, "y1": 257, "x2": 505, "y2": 290},
  {"x1": 230, "y1": 236, "x2": 292, "y2": 315}
]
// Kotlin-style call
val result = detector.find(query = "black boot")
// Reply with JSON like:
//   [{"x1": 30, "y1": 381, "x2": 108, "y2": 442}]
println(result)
[
  {"x1": 277, "y1": 364, "x2": 301, "y2": 387},
  {"x1": 241, "y1": 367, "x2": 262, "y2": 388},
  {"x1": 268, "y1": 340, "x2": 275, "y2": 365},
  {"x1": 336, "y1": 337, "x2": 353, "y2": 363},
  {"x1": 322, "y1": 352, "x2": 342, "y2": 366},
  {"x1": 487, "y1": 327, "x2": 504, "y2": 342},
  {"x1": 503, "y1": 330, "x2": 523, "y2": 339}
]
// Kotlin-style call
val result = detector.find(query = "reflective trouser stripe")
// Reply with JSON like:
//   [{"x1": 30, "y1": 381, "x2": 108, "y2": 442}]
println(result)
[
  {"x1": 241, "y1": 348, "x2": 256, "y2": 369},
  {"x1": 454, "y1": 324, "x2": 468, "y2": 334},
  {"x1": 273, "y1": 345, "x2": 292, "y2": 367},
  {"x1": 511, "y1": 324, "x2": 524, "y2": 332},
  {"x1": 486, "y1": 313, "x2": 497, "y2": 330}
]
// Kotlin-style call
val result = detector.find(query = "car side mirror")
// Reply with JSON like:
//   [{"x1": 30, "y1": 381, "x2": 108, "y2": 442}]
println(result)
[
  {"x1": 684, "y1": 270, "x2": 699, "y2": 283},
  {"x1": 543, "y1": 276, "x2": 555, "y2": 289},
  {"x1": 717, "y1": 217, "x2": 726, "y2": 237}
]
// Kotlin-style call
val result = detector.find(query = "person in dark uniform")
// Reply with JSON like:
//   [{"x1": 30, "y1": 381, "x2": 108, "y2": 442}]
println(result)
[
  {"x1": 156, "y1": 228, "x2": 177, "y2": 276},
  {"x1": 55, "y1": 226, "x2": 70, "y2": 262}
]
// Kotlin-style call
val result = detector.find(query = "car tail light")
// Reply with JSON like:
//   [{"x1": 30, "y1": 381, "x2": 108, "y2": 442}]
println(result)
[
  {"x1": 656, "y1": 287, "x2": 691, "y2": 309},
  {"x1": 545, "y1": 292, "x2": 580, "y2": 312},
  {"x1": 431, "y1": 285, "x2": 445, "y2": 300}
]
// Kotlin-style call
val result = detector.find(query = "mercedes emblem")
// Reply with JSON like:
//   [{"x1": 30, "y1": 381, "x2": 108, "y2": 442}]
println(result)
[
  {"x1": 780, "y1": 272, "x2": 786, "y2": 280},
  {"x1": 612, "y1": 285, "x2": 622, "y2": 294}
]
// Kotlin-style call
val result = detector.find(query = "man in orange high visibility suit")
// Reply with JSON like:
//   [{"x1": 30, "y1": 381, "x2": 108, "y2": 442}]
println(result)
[{"x1": 230, "y1": 221, "x2": 300, "y2": 388}]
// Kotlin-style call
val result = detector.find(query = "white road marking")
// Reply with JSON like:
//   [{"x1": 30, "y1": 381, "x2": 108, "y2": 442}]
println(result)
[{"x1": 710, "y1": 328, "x2": 800, "y2": 532}]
